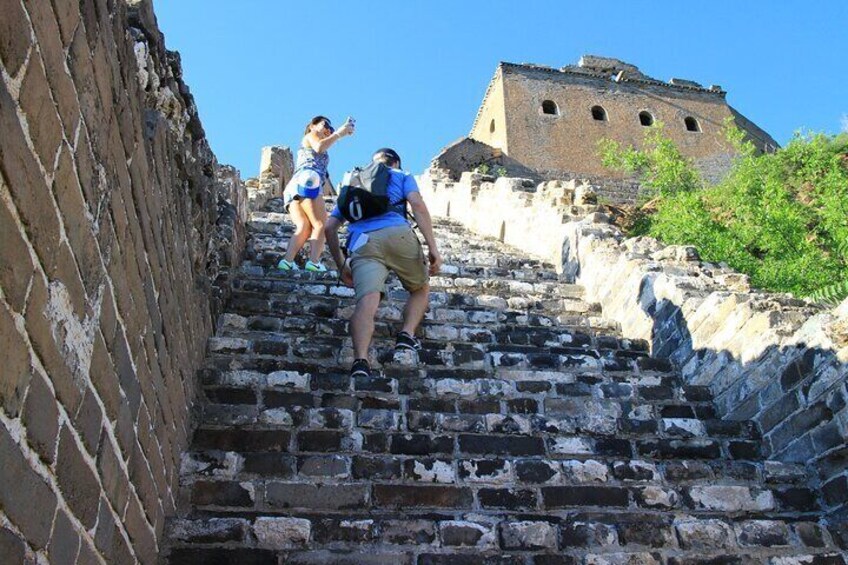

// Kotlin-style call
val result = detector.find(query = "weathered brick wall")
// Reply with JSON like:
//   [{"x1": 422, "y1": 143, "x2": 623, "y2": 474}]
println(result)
[
  {"x1": 419, "y1": 171, "x2": 848, "y2": 520},
  {"x1": 0, "y1": 0, "x2": 241, "y2": 562}
]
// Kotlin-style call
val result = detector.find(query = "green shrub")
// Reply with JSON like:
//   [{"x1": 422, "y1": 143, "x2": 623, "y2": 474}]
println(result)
[
  {"x1": 599, "y1": 123, "x2": 703, "y2": 199},
  {"x1": 599, "y1": 124, "x2": 848, "y2": 302}
]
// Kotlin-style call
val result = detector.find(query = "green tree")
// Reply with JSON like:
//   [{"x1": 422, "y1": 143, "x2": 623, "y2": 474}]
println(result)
[{"x1": 599, "y1": 124, "x2": 848, "y2": 302}]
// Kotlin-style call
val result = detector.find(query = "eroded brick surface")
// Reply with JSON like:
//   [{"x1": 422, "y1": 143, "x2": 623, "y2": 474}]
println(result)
[{"x1": 0, "y1": 0, "x2": 245, "y2": 562}]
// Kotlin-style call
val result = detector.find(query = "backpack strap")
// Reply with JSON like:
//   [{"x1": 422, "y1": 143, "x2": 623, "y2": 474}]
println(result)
[{"x1": 388, "y1": 196, "x2": 407, "y2": 218}]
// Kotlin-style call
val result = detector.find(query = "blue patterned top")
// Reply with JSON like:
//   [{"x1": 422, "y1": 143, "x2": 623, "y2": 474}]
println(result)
[{"x1": 295, "y1": 145, "x2": 329, "y2": 180}]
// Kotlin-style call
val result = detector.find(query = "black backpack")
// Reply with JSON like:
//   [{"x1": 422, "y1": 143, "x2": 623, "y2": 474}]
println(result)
[{"x1": 337, "y1": 162, "x2": 405, "y2": 222}]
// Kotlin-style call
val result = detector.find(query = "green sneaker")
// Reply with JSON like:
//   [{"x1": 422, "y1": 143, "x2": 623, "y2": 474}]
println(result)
[
  {"x1": 277, "y1": 259, "x2": 300, "y2": 271},
  {"x1": 305, "y1": 261, "x2": 327, "y2": 273}
]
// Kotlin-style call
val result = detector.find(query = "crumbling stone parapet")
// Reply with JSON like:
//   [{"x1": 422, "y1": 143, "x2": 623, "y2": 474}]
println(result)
[
  {"x1": 246, "y1": 146, "x2": 293, "y2": 211},
  {"x1": 566, "y1": 219, "x2": 847, "y2": 517},
  {"x1": 259, "y1": 145, "x2": 294, "y2": 184},
  {"x1": 419, "y1": 170, "x2": 605, "y2": 266}
]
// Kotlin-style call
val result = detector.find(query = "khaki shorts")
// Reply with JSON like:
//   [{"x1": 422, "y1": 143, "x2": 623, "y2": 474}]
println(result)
[{"x1": 350, "y1": 225, "x2": 428, "y2": 302}]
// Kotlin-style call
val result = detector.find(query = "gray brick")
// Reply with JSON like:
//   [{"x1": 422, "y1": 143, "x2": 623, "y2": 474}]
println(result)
[
  {"x1": 0, "y1": 423, "x2": 57, "y2": 548},
  {"x1": 735, "y1": 520, "x2": 790, "y2": 547},
  {"x1": 265, "y1": 483, "x2": 366, "y2": 510},
  {"x1": 22, "y1": 371, "x2": 59, "y2": 464},
  {"x1": 0, "y1": 301, "x2": 32, "y2": 418},
  {"x1": 191, "y1": 481, "x2": 254, "y2": 508},
  {"x1": 47, "y1": 510, "x2": 81, "y2": 565},
  {"x1": 499, "y1": 520, "x2": 557, "y2": 550},
  {"x1": 0, "y1": 526, "x2": 27, "y2": 564},
  {"x1": 372, "y1": 485, "x2": 472, "y2": 509}
]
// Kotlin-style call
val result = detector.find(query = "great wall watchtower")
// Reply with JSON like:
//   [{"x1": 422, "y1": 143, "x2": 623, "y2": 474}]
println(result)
[{"x1": 433, "y1": 56, "x2": 778, "y2": 195}]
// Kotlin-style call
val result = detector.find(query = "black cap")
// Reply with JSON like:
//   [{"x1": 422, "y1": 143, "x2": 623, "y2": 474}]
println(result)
[{"x1": 373, "y1": 147, "x2": 401, "y2": 167}]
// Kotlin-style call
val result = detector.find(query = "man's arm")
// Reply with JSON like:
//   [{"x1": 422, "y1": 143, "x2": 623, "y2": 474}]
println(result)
[
  {"x1": 406, "y1": 192, "x2": 442, "y2": 275},
  {"x1": 325, "y1": 215, "x2": 346, "y2": 271}
]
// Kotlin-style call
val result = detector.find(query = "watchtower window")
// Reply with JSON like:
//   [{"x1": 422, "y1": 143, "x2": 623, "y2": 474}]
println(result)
[
  {"x1": 489, "y1": 119, "x2": 495, "y2": 133},
  {"x1": 639, "y1": 111, "x2": 654, "y2": 126},
  {"x1": 685, "y1": 116, "x2": 701, "y2": 132},
  {"x1": 591, "y1": 105, "x2": 607, "y2": 121},
  {"x1": 541, "y1": 100, "x2": 558, "y2": 115}
]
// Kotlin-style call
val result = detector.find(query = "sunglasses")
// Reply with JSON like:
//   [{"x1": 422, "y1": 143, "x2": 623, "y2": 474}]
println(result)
[{"x1": 323, "y1": 121, "x2": 335, "y2": 133}]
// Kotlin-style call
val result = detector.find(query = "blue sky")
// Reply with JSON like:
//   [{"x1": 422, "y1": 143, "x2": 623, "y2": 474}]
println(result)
[{"x1": 154, "y1": 1, "x2": 848, "y2": 179}]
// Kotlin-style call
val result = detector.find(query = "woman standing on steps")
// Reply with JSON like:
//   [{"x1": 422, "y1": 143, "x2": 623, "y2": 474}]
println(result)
[{"x1": 278, "y1": 115, "x2": 355, "y2": 272}]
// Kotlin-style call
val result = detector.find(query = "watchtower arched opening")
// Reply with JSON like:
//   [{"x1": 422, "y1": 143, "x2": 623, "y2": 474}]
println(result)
[
  {"x1": 685, "y1": 116, "x2": 701, "y2": 132},
  {"x1": 591, "y1": 105, "x2": 607, "y2": 121}
]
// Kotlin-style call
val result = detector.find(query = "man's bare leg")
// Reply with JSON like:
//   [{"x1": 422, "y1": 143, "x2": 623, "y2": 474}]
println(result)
[
  {"x1": 351, "y1": 292, "x2": 381, "y2": 360},
  {"x1": 401, "y1": 284, "x2": 430, "y2": 336}
]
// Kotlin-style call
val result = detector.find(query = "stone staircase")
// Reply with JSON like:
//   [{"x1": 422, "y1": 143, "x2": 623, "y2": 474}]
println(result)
[{"x1": 162, "y1": 212, "x2": 846, "y2": 564}]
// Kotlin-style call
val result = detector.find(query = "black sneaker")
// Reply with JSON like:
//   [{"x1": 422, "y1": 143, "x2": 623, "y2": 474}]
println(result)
[
  {"x1": 350, "y1": 358, "x2": 371, "y2": 378},
  {"x1": 395, "y1": 331, "x2": 422, "y2": 352}
]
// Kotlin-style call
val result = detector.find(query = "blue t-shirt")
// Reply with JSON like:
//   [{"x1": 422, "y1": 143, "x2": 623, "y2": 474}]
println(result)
[{"x1": 331, "y1": 169, "x2": 418, "y2": 250}]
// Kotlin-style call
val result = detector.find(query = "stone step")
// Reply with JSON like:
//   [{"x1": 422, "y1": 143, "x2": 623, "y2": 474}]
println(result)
[
  {"x1": 245, "y1": 237, "x2": 557, "y2": 273},
  {"x1": 213, "y1": 324, "x2": 646, "y2": 360},
  {"x1": 183, "y1": 423, "x2": 765, "y2": 468},
  {"x1": 167, "y1": 546, "x2": 847, "y2": 565},
  {"x1": 200, "y1": 361, "x2": 691, "y2": 394},
  {"x1": 218, "y1": 315, "x2": 631, "y2": 351},
  {"x1": 195, "y1": 391, "x2": 759, "y2": 440},
  {"x1": 200, "y1": 404, "x2": 761, "y2": 448},
  {"x1": 198, "y1": 359, "x2": 687, "y2": 396},
  {"x1": 234, "y1": 271, "x2": 577, "y2": 297},
  {"x1": 179, "y1": 448, "x2": 807, "y2": 495},
  {"x1": 163, "y1": 509, "x2": 846, "y2": 565},
  {"x1": 179, "y1": 477, "x2": 821, "y2": 521},
  {"x1": 236, "y1": 264, "x2": 571, "y2": 288},
  {"x1": 197, "y1": 397, "x2": 746, "y2": 443},
  {"x1": 197, "y1": 364, "x2": 724, "y2": 419},
  {"x1": 203, "y1": 336, "x2": 661, "y2": 374},
  {"x1": 221, "y1": 305, "x2": 617, "y2": 337},
  {"x1": 245, "y1": 245, "x2": 559, "y2": 274},
  {"x1": 224, "y1": 289, "x2": 600, "y2": 322},
  {"x1": 246, "y1": 216, "x2": 556, "y2": 267}
]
